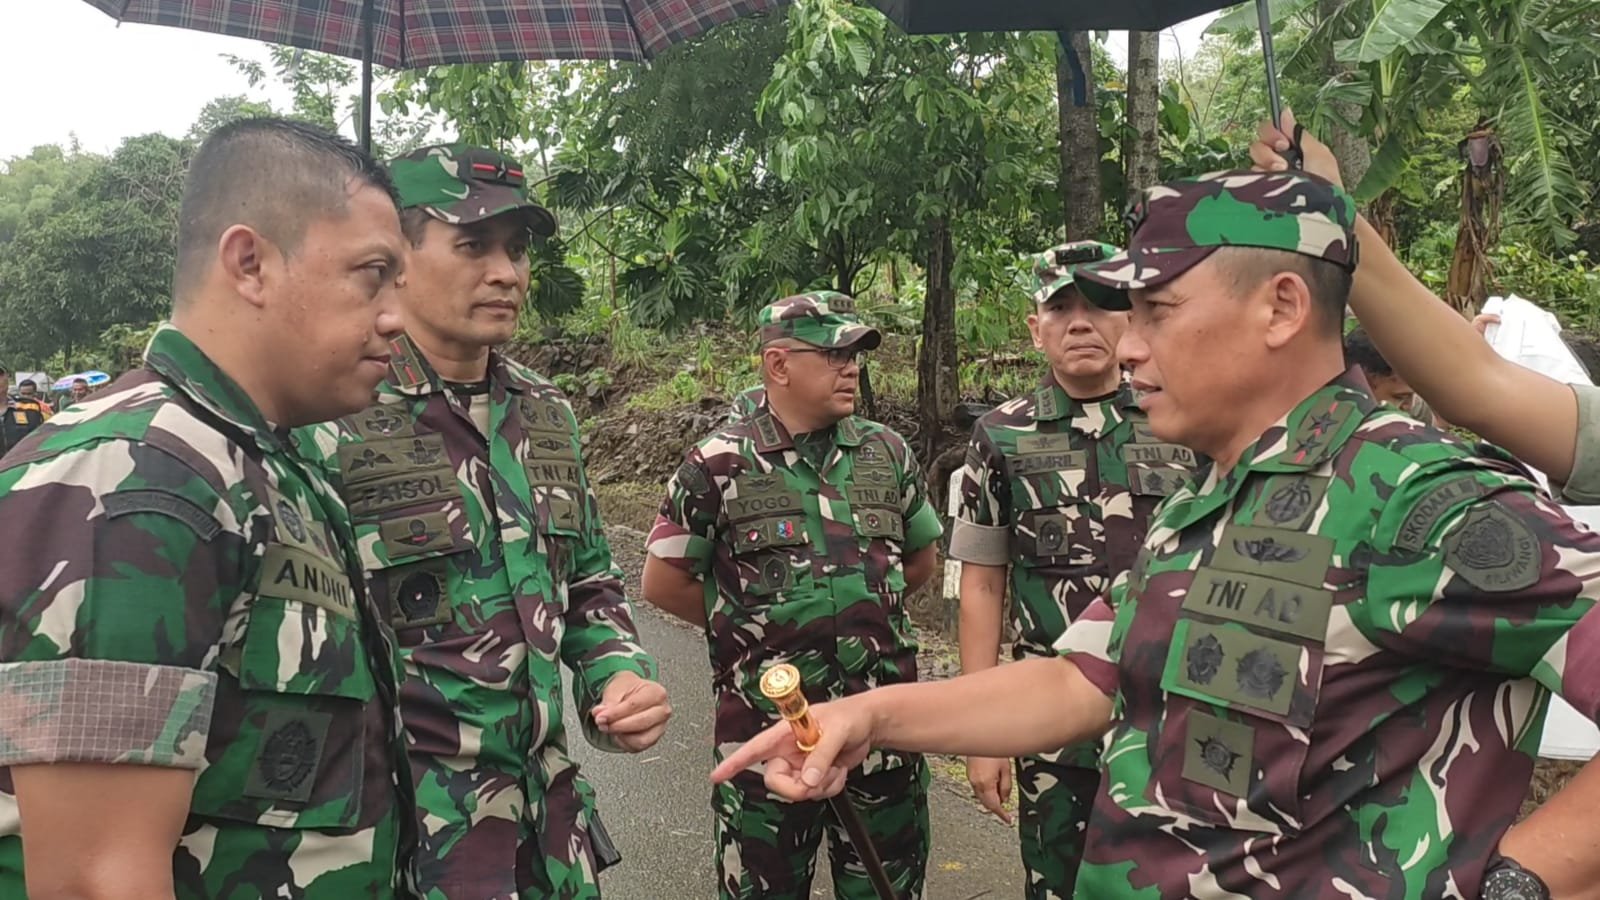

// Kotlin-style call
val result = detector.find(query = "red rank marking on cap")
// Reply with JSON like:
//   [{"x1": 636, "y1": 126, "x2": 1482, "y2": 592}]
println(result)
[{"x1": 472, "y1": 162, "x2": 523, "y2": 179}]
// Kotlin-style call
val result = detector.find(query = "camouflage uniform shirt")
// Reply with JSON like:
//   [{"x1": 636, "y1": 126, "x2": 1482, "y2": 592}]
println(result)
[
  {"x1": 1057, "y1": 370, "x2": 1600, "y2": 899},
  {"x1": 952, "y1": 375, "x2": 1191, "y2": 774},
  {"x1": 952, "y1": 376, "x2": 1193, "y2": 661},
  {"x1": 647, "y1": 406, "x2": 943, "y2": 771},
  {"x1": 301, "y1": 334, "x2": 656, "y2": 900},
  {"x1": 0, "y1": 325, "x2": 416, "y2": 898}
]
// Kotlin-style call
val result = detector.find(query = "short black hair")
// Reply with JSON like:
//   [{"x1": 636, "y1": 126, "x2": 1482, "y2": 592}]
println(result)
[
  {"x1": 72, "y1": 377, "x2": 87, "y2": 386},
  {"x1": 1342, "y1": 326, "x2": 1393, "y2": 376},
  {"x1": 1211, "y1": 247, "x2": 1353, "y2": 335},
  {"x1": 174, "y1": 117, "x2": 399, "y2": 301},
  {"x1": 400, "y1": 207, "x2": 433, "y2": 247},
  {"x1": 18, "y1": 380, "x2": 35, "y2": 389}
]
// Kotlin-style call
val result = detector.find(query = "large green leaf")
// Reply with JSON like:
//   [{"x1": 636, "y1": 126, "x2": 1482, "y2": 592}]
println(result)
[
  {"x1": 1207, "y1": 0, "x2": 1315, "y2": 35},
  {"x1": 1334, "y1": 0, "x2": 1450, "y2": 64},
  {"x1": 1486, "y1": 37, "x2": 1584, "y2": 247},
  {"x1": 1352, "y1": 132, "x2": 1407, "y2": 204}
]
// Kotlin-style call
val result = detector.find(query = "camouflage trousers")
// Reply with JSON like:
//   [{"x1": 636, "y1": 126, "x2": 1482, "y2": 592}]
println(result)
[
  {"x1": 1015, "y1": 756, "x2": 1099, "y2": 900},
  {"x1": 412, "y1": 752, "x2": 601, "y2": 900},
  {"x1": 714, "y1": 759, "x2": 931, "y2": 900}
]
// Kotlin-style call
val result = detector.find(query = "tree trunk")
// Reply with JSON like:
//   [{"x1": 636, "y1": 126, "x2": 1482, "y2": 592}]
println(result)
[
  {"x1": 832, "y1": 232, "x2": 854, "y2": 296},
  {"x1": 917, "y1": 216, "x2": 958, "y2": 462},
  {"x1": 1445, "y1": 126, "x2": 1504, "y2": 316},
  {"x1": 1125, "y1": 31, "x2": 1161, "y2": 195},
  {"x1": 1058, "y1": 31, "x2": 1102, "y2": 240},
  {"x1": 1319, "y1": 0, "x2": 1371, "y2": 191},
  {"x1": 1368, "y1": 190, "x2": 1399, "y2": 249}
]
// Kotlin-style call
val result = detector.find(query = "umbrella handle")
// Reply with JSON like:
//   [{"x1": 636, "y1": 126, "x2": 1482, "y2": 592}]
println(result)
[{"x1": 1255, "y1": 0, "x2": 1303, "y2": 171}]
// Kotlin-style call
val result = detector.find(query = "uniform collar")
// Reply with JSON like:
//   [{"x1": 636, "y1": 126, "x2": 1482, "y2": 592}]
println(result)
[
  {"x1": 378, "y1": 332, "x2": 536, "y2": 401},
  {"x1": 749, "y1": 405, "x2": 867, "y2": 454},
  {"x1": 142, "y1": 324, "x2": 283, "y2": 451},
  {"x1": 1034, "y1": 372, "x2": 1140, "y2": 436},
  {"x1": 1147, "y1": 368, "x2": 1374, "y2": 535},
  {"x1": 1236, "y1": 367, "x2": 1375, "y2": 474}
]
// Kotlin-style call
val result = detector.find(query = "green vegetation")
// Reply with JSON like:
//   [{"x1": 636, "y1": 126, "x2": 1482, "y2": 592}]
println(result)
[{"x1": 2, "y1": 0, "x2": 1596, "y2": 410}]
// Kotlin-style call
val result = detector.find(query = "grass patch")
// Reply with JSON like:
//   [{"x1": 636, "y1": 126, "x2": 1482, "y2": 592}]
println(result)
[{"x1": 627, "y1": 371, "x2": 705, "y2": 412}]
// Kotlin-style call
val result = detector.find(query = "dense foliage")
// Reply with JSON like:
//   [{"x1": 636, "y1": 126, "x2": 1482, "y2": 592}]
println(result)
[{"x1": 1, "y1": 0, "x2": 1596, "y2": 402}]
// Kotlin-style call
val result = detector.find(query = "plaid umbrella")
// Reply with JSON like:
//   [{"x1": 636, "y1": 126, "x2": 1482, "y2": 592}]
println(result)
[{"x1": 80, "y1": 0, "x2": 785, "y2": 146}]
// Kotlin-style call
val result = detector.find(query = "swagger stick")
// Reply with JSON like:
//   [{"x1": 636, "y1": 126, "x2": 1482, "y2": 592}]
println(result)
[{"x1": 760, "y1": 664, "x2": 899, "y2": 900}]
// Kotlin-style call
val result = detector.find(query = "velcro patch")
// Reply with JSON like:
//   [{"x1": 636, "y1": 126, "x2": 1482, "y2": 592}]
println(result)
[
  {"x1": 104, "y1": 490, "x2": 221, "y2": 542},
  {"x1": 1442, "y1": 502, "x2": 1541, "y2": 593},
  {"x1": 1395, "y1": 476, "x2": 1490, "y2": 552}
]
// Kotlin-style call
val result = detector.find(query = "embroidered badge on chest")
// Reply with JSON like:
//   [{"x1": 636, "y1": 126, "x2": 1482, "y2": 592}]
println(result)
[
  {"x1": 403, "y1": 438, "x2": 441, "y2": 466},
  {"x1": 275, "y1": 499, "x2": 307, "y2": 543},
  {"x1": 364, "y1": 407, "x2": 407, "y2": 436},
  {"x1": 244, "y1": 709, "x2": 330, "y2": 803}
]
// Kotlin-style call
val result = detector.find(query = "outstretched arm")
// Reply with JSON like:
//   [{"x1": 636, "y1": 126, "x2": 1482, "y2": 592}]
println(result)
[{"x1": 710, "y1": 656, "x2": 1112, "y2": 803}]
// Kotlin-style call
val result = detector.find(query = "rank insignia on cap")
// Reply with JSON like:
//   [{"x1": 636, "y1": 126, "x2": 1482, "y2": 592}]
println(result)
[{"x1": 747, "y1": 528, "x2": 762, "y2": 544}]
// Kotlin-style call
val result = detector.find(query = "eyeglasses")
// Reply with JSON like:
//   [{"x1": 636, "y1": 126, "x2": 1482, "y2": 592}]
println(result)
[{"x1": 782, "y1": 347, "x2": 864, "y2": 369}]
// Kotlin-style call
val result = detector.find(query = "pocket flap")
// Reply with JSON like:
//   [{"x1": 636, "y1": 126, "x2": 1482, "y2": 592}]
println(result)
[
  {"x1": 236, "y1": 595, "x2": 375, "y2": 700},
  {"x1": 1160, "y1": 618, "x2": 1320, "y2": 729}
]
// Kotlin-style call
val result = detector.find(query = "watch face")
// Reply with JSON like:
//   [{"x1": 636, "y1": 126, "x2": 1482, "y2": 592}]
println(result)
[{"x1": 1482, "y1": 866, "x2": 1548, "y2": 900}]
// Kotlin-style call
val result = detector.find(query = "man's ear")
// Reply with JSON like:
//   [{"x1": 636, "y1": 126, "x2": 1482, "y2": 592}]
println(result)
[
  {"x1": 217, "y1": 225, "x2": 275, "y2": 310},
  {"x1": 1262, "y1": 271, "x2": 1316, "y2": 351},
  {"x1": 1026, "y1": 312, "x2": 1044, "y2": 351},
  {"x1": 762, "y1": 347, "x2": 790, "y2": 387}
]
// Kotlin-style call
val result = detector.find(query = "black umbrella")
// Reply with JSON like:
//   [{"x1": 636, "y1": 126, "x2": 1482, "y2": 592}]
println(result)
[{"x1": 871, "y1": 0, "x2": 1291, "y2": 129}]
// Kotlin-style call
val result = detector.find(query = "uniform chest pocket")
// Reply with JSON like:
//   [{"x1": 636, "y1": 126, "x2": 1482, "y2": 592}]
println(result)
[
  {"x1": 195, "y1": 544, "x2": 378, "y2": 830},
  {"x1": 1143, "y1": 563, "x2": 1333, "y2": 836},
  {"x1": 849, "y1": 485, "x2": 904, "y2": 541},
  {"x1": 731, "y1": 515, "x2": 809, "y2": 599},
  {"x1": 1016, "y1": 498, "x2": 1103, "y2": 572}
]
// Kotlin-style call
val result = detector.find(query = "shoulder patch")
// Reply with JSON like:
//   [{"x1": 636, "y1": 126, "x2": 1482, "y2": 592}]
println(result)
[
  {"x1": 104, "y1": 489, "x2": 222, "y2": 542},
  {"x1": 1442, "y1": 501, "x2": 1541, "y2": 593},
  {"x1": 675, "y1": 460, "x2": 711, "y2": 497},
  {"x1": 1395, "y1": 476, "x2": 1490, "y2": 552}
]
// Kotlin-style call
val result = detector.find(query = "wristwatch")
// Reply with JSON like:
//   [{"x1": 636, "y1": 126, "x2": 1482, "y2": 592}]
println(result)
[{"x1": 1479, "y1": 855, "x2": 1550, "y2": 900}]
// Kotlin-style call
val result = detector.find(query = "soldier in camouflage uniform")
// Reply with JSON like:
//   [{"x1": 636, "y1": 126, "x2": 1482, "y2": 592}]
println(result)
[
  {"x1": 642, "y1": 292, "x2": 943, "y2": 899},
  {"x1": 299, "y1": 143, "x2": 669, "y2": 900},
  {"x1": 714, "y1": 171, "x2": 1600, "y2": 900},
  {"x1": 0, "y1": 119, "x2": 418, "y2": 898},
  {"x1": 951, "y1": 240, "x2": 1195, "y2": 898}
]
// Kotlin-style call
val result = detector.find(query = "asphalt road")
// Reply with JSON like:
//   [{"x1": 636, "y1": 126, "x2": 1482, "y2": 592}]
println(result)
[{"x1": 564, "y1": 528, "x2": 1023, "y2": 899}]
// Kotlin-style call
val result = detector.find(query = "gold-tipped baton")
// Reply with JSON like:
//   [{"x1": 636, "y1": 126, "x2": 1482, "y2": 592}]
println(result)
[{"x1": 760, "y1": 664, "x2": 899, "y2": 900}]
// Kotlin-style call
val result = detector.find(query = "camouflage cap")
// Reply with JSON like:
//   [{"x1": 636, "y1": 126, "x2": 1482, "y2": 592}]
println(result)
[
  {"x1": 388, "y1": 143, "x2": 557, "y2": 238},
  {"x1": 1026, "y1": 240, "x2": 1123, "y2": 305},
  {"x1": 1075, "y1": 170, "x2": 1359, "y2": 310},
  {"x1": 757, "y1": 291, "x2": 882, "y2": 351}
]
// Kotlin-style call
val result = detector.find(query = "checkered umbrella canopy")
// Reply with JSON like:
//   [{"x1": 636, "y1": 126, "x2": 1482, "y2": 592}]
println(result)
[{"x1": 80, "y1": 0, "x2": 786, "y2": 67}]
